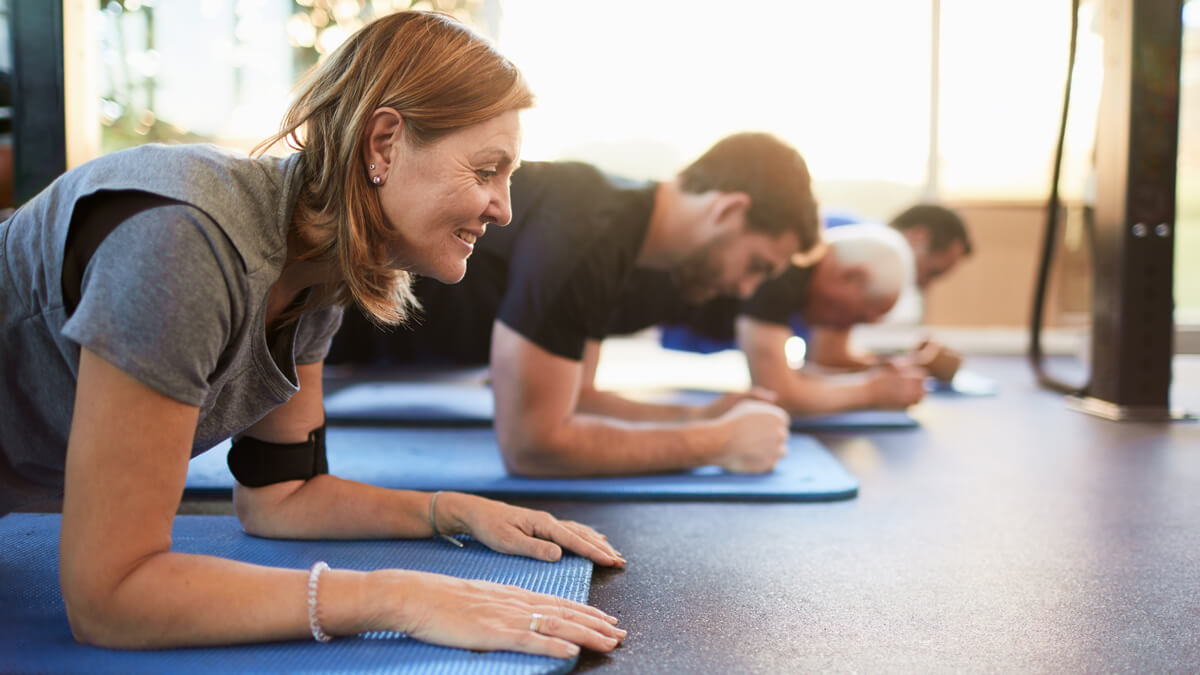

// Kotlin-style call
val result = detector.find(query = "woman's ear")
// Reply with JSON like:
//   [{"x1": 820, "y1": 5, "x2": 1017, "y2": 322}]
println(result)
[{"x1": 362, "y1": 107, "x2": 405, "y2": 181}]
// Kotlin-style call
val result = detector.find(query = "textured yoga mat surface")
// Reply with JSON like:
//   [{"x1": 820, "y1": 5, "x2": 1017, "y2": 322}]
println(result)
[
  {"x1": 789, "y1": 409, "x2": 919, "y2": 431},
  {"x1": 186, "y1": 429, "x2": 858, "y2": 502},
  {"x1": 322, "y1": 382, "x2": 917, "y2": 430},
  {"x1": 925, "y1": 369, "x2": 1000, "y2": 397},
  {"x1": 634, "y1": 389, "x2": 920, "y2": 431},
  {"x1": 0, "y1": 513, "x2": 589, "y2": 675},
  {"x1": 325, "y1": 382, "x2": 495, "y2": 426}
]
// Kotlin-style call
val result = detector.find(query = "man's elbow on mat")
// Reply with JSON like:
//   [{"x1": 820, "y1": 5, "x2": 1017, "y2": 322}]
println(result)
[{"x1": 496, "y1": 422, "x2": 572, "y2": 477}]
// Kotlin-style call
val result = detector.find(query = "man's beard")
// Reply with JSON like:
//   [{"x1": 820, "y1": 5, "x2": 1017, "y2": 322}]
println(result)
[{"x1": 670, "y1": 246, "x2": 723, "y2": 304}]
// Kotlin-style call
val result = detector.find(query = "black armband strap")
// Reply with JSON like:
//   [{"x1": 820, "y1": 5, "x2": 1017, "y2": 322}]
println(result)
[{"x1": 227, "y1": 425, "x2": 328, "y2": 488}]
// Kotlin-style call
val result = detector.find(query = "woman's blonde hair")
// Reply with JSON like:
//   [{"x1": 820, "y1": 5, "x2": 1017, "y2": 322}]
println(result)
[{"x1": 255, "y1": 11, "x2": 534, "y2": 325}]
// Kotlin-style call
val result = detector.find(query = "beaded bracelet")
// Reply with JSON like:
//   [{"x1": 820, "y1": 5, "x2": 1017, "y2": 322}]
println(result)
[
  {"x1": 429, "y1": 490, "x2": 465, "y2": 548},
  {"x1": 307, "y1": 561, "x2": 333, "y2": 642}
]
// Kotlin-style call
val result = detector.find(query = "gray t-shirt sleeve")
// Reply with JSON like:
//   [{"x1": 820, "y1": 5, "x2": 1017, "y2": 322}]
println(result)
[
  {"x1": 294, "y1": 305, "x2": 344, "y2": 365},
  {"x1": 61, "y1": 204, "x2": 242, "y2": 407}
]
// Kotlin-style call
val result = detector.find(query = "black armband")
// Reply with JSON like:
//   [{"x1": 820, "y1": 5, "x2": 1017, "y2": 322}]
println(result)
[{"x1": 227, "y1": 425, "x2": 328, "y2": 487}]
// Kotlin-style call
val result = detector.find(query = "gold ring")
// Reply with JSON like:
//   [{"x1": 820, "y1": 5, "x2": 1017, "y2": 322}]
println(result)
[{"x1": 529, "y1": 612, "x2": 544, "y2": 633}]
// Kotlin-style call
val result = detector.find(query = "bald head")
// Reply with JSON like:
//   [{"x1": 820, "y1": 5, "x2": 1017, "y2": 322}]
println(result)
[
  {"x1": 805, "y1": 224, "x2": 916, "y2": 329},
  {"x1": 825, "y1": 224, "x2": 914, "y2": 297}
]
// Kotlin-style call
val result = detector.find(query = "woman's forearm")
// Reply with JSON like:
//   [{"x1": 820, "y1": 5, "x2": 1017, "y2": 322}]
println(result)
[
  {"x1": 68, "y1": 546, "x2": 623, "y2": 656},
  {"x1": 66, "y1": 550, "x2": 384, "y2": 648},
  {"x1": 234, "y1": 476, "x2": 436, "y2": 540}
]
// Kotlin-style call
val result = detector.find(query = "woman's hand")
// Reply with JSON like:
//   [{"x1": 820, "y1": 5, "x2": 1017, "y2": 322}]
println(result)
[
  {"x1": 433, "y1": 492, "x2": 626, "y2": 568},
  {"x1": 375, "y1": 569, "x2": 625, "y2": 659}
]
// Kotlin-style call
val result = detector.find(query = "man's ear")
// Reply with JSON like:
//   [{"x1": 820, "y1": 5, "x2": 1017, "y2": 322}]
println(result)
[
  {"x1": 710, "y1": 191, "x2": 752, "y2": 234},
  {"x1": 792, "y1": 240, "x2": 828, "y2": 267},
  {"x1": 842, "y1": 264, "x2": 869, "y2": 289},
  {"x1": 904, "y1": 225, "x2": 931, "y2": 252},
  {"x1": 362, "y1": 107, "x2": 406, "y2": 178}
]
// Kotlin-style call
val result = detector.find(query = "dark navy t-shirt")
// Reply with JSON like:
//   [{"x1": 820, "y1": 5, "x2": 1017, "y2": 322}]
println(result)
[{"x1": 609, "y1": 265, "x2": 816, "y2": 353}]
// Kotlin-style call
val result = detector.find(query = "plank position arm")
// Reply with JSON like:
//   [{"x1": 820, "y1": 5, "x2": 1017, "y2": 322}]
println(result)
[
  {"x1": 490, "y1": 320, "x2": 789, "y2": 477},
  {"x1": 571, "y1": 339, "x2": 775, "y2": 422},
  {"x1": 737, "y1": 317, "x2": 925, "y2": 415},
  {"x1": 60, "y1": 349, "x2": 623, "y2": 653}
]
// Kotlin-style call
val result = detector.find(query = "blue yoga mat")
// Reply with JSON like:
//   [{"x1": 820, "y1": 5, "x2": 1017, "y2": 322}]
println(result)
[
  {"x1": 323, "y1": 382, "x2": 917, "y2": 431},
  {"x1": 325, "y1": 382, "x2": 495, "y2": 427},
  {"x1": 186, "y1": 428, "x2": 858, "y2": 502},
  {"x1": 925, "y1": 369, "x2": 999, "y2": 397},
  {"x1": 636, "y1": 389, "x2": 919, "y2": 432},
  {"x1": 0, "y1": 513, "x2": 589, "y2": 675},
  {"x1": 790, "y1": 409, "x2": 919, "y2": 431}
]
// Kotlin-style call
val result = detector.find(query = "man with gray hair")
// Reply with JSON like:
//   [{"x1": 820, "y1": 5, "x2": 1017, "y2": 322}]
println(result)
[
  {"x1": 806, "y1": 204, "x2": 972, "y2": 369},
  {"x1": 735, "y1": 224, "x2": 927, "y2": 416}
]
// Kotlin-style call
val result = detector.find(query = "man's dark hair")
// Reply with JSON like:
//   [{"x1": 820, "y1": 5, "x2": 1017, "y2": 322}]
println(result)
[
  {"x1": 678, "y1": 132, "x2": 820, "y2": 254},
  {"x1": 889, "y1": 204, "x2": 973, "y2": 255}
]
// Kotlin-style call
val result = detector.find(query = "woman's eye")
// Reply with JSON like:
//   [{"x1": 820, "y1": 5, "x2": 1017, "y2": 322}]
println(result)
[{"x1": 476, "y1": 168, "x2": 498, "y2": 182}]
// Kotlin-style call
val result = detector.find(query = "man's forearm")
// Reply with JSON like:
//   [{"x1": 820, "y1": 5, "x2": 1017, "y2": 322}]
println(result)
[
  {"x1": 772, "y1": 371, "x2": 875, "y2": 416},
  {"x1": 806, "y1": 328, "x2": 878, "y2": 370},
  {"x1": 498, "y1": 413, "x2": 728, "y2": 477},
  {"x1": 574, "y1": 387, "x2": 700, "y2": 422}
]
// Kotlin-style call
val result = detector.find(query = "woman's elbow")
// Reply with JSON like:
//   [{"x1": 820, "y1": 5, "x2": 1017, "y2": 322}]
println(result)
[
  {"x1": 232, "y1": 480, "x2": 306, "y2": 538},
  {"x1": 62, "y1": 578, "x2": 142, "y2": 649}
]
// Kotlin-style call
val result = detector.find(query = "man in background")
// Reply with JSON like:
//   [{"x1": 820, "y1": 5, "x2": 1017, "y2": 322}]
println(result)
[
  {"x1": 804, "y1": 204, "x2": 972, "y2": 369},
  {"x1": 609, "y1": 224, "x2": 928, "y2": 417},
  {"x1": 329, "y1": 132, "x2": 822, "y2": 477}
]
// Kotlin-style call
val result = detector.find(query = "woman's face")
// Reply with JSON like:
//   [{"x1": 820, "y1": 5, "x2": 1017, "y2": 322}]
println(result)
[{"x1": 380, "y1": 110, "x2": 522, "y2": 283}]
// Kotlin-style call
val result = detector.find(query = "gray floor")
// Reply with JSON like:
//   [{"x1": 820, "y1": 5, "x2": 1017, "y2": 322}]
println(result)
[
  {"x1": 49, "y1": 355, "x2": 1200, "y2": 672},
  {"x1": 528, "y1": 356, "x2": 1200, "y2": 673}
]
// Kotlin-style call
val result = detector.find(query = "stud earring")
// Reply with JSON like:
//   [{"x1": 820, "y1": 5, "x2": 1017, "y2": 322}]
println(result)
[
  {"x1": 372, "y1": 176, "x2": 382, "y2": 185},
  {"x1": 369, "y1": 163, "x2": 376, "y2": 170}
]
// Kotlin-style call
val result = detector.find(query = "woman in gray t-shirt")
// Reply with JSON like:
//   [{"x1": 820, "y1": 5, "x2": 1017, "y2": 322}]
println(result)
[{"x1": 0, "y1": 11, "x2": 624, "y2": 657}]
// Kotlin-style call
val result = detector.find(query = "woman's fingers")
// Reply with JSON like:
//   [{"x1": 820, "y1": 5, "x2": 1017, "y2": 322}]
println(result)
[
  {"x1": 561, "y1": 520, "x2": 626, "y2": 567},
  {"x1": 485, "y1": 582, "x2": 619, "y2": 626},
  {"x1": 523, "y1": 607, "x2": 625, "y2": 653},
  {"x1": 506, "y1": 630, "x2": 584, "y2": 659},
  {"x1": 396, "y1": 576, "x2": 623, "y2": 659},
  {"x1": 462, "y1": 497, "x2": 625, "y2": 567},
  {"x1": 530, "y1": 516, "x2": 625, "y2": 567},
  {"x1": 535, "y1": 602, "x2": 626, "y2": 640},
  {"x1": 528, "y1": 591, "x2": 621, "y2": 627},
  {"x1": 464, "y1": 580, "x2": 619, "y2": 628}
]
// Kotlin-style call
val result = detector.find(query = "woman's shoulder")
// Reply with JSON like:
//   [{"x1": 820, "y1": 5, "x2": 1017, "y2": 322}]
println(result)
[
  {"x1": 73, "y1": 144, "x2": 302, "y2": 272},
  {"x1": 96, "y1": 143, "x2": 294, "y2": 191}
]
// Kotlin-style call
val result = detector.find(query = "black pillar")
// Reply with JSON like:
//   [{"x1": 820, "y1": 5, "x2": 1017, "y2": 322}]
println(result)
[
  {"x1": 1079, "y1": 0, "x2": 1184, "y2": 420},
  {"x1": 9, "y1": 0, "x2": 66, "y2": 205}
]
